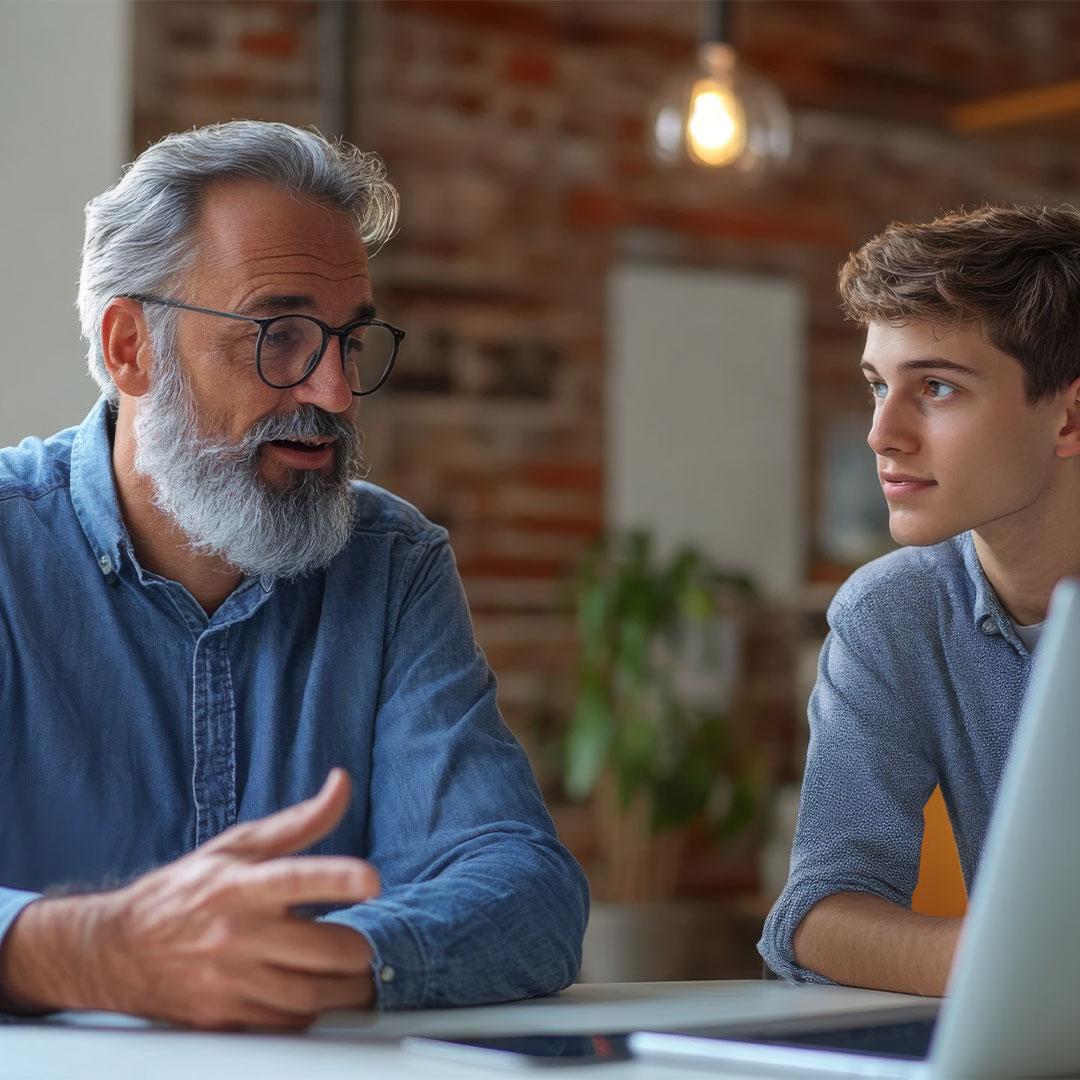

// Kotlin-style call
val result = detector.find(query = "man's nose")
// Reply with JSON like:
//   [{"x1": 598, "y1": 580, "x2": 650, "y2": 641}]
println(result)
[
  {"x1": 867, "y1": 395, "x2": 918, "y2": 456},
  {"x1": 290, "y1": 337, "x2": 354, "y2": 414}
]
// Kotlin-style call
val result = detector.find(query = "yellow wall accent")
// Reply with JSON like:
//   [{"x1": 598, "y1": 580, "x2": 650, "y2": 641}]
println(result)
[{"x1": 911, "y1": 786, "x2": 967, "y2": 917}]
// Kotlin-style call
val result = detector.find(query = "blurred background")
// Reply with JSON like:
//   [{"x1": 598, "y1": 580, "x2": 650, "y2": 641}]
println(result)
[{"x1": 3, "y1": 0, "x2": 1078, "y2": 980}]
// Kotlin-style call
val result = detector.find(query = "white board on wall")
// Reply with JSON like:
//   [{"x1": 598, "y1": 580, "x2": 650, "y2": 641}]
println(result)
[
  {"x1": 0, "y1": 0, "x2": 131, "y2": 446},
  {"x1": 607, "y1": 263, "x2": 805, "y2": 596}
]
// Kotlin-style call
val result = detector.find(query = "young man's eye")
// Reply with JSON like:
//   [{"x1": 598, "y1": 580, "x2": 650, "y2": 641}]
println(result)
[
  {"x1": 925, "y1": 379, "x2": 956, "y2": 399},
  {"x1": 866, "y1": 381, "x2": 887, "y2": 401}
]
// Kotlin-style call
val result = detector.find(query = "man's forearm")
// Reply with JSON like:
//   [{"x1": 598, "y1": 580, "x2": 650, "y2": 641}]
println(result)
[{"x1": 793, "y1": 892, "x2": 962, "y2": 996}]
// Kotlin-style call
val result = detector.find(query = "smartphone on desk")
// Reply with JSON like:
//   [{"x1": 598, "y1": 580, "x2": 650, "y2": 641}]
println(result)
[{"x1": 402, "y1": 1033, "x2": 632, "y2": 1069}]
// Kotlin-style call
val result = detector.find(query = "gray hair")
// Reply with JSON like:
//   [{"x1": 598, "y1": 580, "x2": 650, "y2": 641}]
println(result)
[{"x1": 77, "y1": 120, "x2": 399, "y2": 401}]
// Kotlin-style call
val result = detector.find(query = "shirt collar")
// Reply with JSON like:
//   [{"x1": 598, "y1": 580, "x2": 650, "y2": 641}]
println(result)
[
  {"x1": 70, "y1": 396, "x2": 279, "y2": 600},
  {"x1": 961, "y1": 530, "x2": 1023, "y2": 648},
  {"x1": 70, "y1": 396, "x2": 126, "y2": 577},
  {"x1": 961, "y1": 532, "x2": 994, "y2": 624}
]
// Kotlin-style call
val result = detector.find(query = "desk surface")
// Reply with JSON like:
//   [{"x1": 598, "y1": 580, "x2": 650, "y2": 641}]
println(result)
[{"x1": 4, "y1": 980, "x2": 931, "y2": 1080}]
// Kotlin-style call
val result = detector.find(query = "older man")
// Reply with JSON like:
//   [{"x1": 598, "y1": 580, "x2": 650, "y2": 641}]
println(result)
[{"x1": 0, "y1": 121, "x2": 588, "y2": 1029}]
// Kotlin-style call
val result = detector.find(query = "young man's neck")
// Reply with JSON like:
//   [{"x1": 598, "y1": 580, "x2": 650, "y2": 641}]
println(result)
[{"x1": 972, "y1": 469, "x2": 1080, "y2": 627}]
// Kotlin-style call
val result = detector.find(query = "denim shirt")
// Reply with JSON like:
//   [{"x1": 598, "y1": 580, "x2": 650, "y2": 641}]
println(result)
[
  {"x1": 759, "y1": 532, "x2": 1033, "y2": 982},
  {"x1": 0, "y1": 399, "x2": 588, "y2": 1010}
]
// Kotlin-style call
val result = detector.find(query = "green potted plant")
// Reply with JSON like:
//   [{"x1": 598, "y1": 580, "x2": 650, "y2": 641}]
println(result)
[{"x1": 564, "y1": 530, "x2": 765, "y2": 903}]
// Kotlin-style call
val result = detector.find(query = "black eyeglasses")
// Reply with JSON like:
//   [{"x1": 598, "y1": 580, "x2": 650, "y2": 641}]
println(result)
[{"x1": 125, "y1": 294, "x2": 405, "y2": 397}]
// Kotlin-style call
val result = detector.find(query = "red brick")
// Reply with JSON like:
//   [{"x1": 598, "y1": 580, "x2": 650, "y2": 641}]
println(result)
[
  {"x1": 202, "y1": 73, "x2": 253, "y2": 98},
  {"x1": 457, "y1": 556, "x2": 569, "y2": 580},
  {"x1": 562, "y1": 188, "x2": 622, "y2": 229},
  {"x1": 502, "y1": 515, "x2": 604, "y2": 538},
  {"x1": 238, "y1": 32, "x2": 299, "y2": 60},
  {"x1": 520, "y1": 461, "x2": 603, "y2": 493},
  {"x1": 504, "y1": 53, "x2": 555, "y2": 86}
]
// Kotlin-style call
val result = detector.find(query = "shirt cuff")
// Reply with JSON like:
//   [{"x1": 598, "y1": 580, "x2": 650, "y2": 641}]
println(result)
[
  {"x1": 319, "y1": 900, "x2": 429, "y2": 1010},
  {"x1": 760, "y1": 876, "x2": 914, "y2": 984},
  {"x1": 759, "y1": 878, "x2": 843, "y2": 984},
  {"x1": 0, "y1": 888, "x2": 44, "y2": 1019},
  {"x1": 0, "y1": 889, "x2": 41, "y2": 953}
]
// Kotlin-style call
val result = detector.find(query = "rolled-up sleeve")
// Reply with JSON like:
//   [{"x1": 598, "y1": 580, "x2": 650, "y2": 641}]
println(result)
[
  {"x1": 322, "y1": 534, "x2": 589, "y2": 1009},
  {"x1": 758, "y1": 587, "x2": 936, "y2": 982}
]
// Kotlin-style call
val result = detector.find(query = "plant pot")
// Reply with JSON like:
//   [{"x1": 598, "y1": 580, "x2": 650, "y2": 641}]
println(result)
[
  {"x1": 592, "y1": 773, "x2": 686, "y2": 902},
  {"x1": 579, "y1": 898, "x2": 766, "y2": 982}
]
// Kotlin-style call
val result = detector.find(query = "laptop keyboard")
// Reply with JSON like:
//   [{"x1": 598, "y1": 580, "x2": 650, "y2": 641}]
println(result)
[{"x1": 751, "y1": 1018, "x2": 938, "y2": 1061}]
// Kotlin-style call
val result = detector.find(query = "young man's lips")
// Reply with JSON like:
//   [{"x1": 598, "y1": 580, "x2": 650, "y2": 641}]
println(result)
[{"x1": 880, "y1": 473, "x2": 937, "y2": 499}]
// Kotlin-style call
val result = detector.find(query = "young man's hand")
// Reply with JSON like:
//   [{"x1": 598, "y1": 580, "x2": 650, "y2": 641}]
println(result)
[{"x1": 0, "y1": 769, "x2": 380, "y2": 1030}]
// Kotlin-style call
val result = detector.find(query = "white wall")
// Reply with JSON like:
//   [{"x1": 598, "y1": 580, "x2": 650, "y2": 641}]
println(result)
[
  {"x1": 0, "y1": 0, "x2": 130, "y2": 446},
  {"x1": 608, "y1": 263, "x2": 805, "y2": 596}
]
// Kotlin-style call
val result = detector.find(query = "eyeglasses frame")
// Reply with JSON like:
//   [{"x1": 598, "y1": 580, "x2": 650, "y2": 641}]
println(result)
[{"x1": 121, "y1": 294, "x2": 405, "y2": 397}]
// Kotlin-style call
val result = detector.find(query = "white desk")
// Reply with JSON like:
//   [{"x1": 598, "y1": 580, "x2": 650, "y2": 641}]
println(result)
[{"x1": 3, "y1": 980, "x2": 931, "y2": 1080}]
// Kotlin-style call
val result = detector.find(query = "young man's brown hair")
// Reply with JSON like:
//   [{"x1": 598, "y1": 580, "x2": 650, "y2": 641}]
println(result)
[{"x1": 839, "y1": 204, "x2": 1080, "y2": 402}]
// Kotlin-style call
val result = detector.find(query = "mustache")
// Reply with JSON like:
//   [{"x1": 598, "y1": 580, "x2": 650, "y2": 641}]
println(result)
[{"x1": 240, "y1": 406, "x2": 357, "y2": 451}]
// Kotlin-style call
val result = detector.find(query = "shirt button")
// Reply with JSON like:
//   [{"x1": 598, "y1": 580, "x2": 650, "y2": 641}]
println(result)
[
  {"x1": 380, "y1": 965, "x2": 396, "y2": 984},
  {"x1": 98, "y1": 554, "x2": 113, "y2": 575},
  {"x1": 981, "y1": 616, "x2": 997, "y2": 635}
]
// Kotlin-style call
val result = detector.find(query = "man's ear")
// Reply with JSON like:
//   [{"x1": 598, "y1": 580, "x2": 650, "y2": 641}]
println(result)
[
  {"x1": 101, "y1": 298, "x2": 154, "y2": 398},
  {"x1": 1054, "y1": 375, "x2": 1080, "y2": 459}
]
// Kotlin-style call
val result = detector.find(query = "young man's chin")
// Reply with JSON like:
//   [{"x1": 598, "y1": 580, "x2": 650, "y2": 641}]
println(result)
[{"x1": 887, "y1": 513, "x2": 961, "y2": 548}]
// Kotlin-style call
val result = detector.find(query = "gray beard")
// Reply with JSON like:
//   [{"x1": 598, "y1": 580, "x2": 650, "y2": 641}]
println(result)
[{"x1": 131, "y1": 345, "x2": 366, "y2": 581}]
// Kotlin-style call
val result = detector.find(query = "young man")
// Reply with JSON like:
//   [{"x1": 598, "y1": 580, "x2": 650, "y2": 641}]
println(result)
[
  {"x1": 0, "y1": 121, "x2": 588, "y2": 1029},
  {"x1": 759, "y1": 205, "x2": 1080, "y2": 995}
]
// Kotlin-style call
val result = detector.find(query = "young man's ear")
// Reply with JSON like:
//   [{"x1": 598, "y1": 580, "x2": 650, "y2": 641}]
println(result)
[
  {"x1": 1054, "y1": 375, "x2": 1080, "y2": 459},
  {"x1": 101, "y1": 298, "x2": 154, "y2": 398}
]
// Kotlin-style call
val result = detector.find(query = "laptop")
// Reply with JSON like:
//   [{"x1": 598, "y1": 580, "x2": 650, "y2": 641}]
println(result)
[{"x1": 631, "y1": 577, "x2": 1080, "y2": 1079}]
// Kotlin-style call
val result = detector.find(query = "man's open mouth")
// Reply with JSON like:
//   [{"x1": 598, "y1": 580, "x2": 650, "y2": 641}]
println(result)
[{"x1": 267, "y1": 437, "x2": 335, "y2": 454}]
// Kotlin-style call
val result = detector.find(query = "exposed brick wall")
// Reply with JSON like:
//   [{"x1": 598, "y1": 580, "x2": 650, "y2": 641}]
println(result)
[
  {"x1": 133, "y1": 0, "x2": 1080, "y2": 801},
  {"x1": 134, "y1": 1, "x2": 323, "y2": 138}
]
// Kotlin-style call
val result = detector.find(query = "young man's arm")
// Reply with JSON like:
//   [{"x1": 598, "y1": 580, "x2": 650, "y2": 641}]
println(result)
[
  {"x1": 794, "y1": 892, "x2": 962, "y2": 996},
  {"x1": 758, "y1": 562, "x2": 945, "y2": 989}
]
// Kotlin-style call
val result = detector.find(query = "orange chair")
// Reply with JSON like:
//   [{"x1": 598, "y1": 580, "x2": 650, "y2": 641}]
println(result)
[
  {"x1": 911, "y1": 786, "x2": 967, "y2": 917},
  {"x1": 762, "y1": 784, "x2": 966, "y2": 978}
]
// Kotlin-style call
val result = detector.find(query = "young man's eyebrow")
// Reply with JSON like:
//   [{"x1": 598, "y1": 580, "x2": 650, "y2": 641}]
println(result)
[{"x1": 859, "y1": 357, "x2": 985, "y2": 378}]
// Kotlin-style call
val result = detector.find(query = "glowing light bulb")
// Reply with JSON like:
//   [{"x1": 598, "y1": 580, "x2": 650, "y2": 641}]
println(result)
[
  {"x1": 686, "y1": 78, "x2": 746, "y2": 166},
  {"x1": 650, "y1": 41, "x2": 791, "y2": 176}
]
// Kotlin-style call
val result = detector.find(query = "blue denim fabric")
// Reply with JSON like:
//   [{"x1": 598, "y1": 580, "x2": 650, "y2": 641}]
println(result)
[
  {"x1": 0, "y1": 398, "x2": 588, "y2": 1010},
  {"x1": 758, "y1": 533, "x2": 1033, "y2": 982}
]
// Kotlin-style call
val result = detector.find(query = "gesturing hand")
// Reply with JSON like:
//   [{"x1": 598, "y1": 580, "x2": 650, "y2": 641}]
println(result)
[{"x1": 0, "y1": 769, "x2": 380, "y2": 1030}]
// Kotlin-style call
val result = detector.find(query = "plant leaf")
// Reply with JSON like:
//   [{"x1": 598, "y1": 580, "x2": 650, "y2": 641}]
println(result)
[{"x1": 564, "y1": 685, "x2": 612, "y2": 799}]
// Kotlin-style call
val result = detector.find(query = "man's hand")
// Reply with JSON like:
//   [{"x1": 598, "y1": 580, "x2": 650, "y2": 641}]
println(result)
[{"x1": 0, "y1": 769, "x2": 380, "y2": 1030}]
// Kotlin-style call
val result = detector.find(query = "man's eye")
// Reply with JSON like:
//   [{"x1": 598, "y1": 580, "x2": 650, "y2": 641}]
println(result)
[
  {"x1": 866, "y1": 381, "x2": 887, "y2": 401},
  {"x1": 926, "y1": 379, "x2": 955, "y2": 399}
]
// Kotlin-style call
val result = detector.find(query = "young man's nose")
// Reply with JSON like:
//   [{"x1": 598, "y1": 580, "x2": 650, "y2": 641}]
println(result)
[{"x1": 867, "y1": 396, "x2": 919, "y2": 456}]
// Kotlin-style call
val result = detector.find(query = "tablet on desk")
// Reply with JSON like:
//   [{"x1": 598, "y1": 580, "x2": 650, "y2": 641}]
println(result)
[{"x1": 402, "y1": 1033, "x2": 632, "y2": 1069}]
